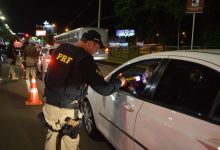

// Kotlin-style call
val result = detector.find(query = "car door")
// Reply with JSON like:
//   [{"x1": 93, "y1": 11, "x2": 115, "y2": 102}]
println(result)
[
  {"x1": 134, "y1": 58, "x2": 220, "y2": 150},
  {"x1": 96, "y1": 59, "x2": 163, "y2": 150}
]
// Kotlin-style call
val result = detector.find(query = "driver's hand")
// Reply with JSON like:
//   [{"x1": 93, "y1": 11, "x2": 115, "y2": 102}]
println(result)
[
  {"x1": 118, "y1": 73, "x2": 123, "y2": 78},
  {"x1": 119, "y1": 77, "x2": 127, "y2": 87}
]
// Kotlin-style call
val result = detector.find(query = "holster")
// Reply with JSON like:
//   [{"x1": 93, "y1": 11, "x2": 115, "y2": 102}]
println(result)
[
  {"x1": 56, "y1": 118, "x2": 81, "y2": 150},
  {"x1": 60, "y1": 117, "x2": 82, "y2": 139},
  {"x1": 37, "y1": 112, "x2": 59, "y2": 132},
  {"x1": 38, "y1": 112, "x2": 81, "y2": 150},
  {"x1": 37, "y1": 112, "x2": 81, "y2": 138}
]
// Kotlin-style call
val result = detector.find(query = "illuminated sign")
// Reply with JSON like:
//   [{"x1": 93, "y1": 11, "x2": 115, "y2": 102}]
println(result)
[
  {"x1": 36, "y1": 30, "x2": 46, "y2": 36},
  {"x1": 116, "y1": 29, "x2": 135, "y2": 37},
  {"x1": 186, "y1": 0, "x2": 205, "y2": 13},
  {"x1": 14, "y1": 41, "x2": 23, "y2": 48}
]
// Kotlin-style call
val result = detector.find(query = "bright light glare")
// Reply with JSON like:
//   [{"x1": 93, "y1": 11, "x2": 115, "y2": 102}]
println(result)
[
  {"x1": 135, "y1": 76, "x2": 141, "y2": 81},
  {"x1": 45, "y1": 58, "x2": 50, "y2": 63},
  {"x1": 105, "y1": 48, "x2": 109, "y2": 53},
  {"x1": 0, "y1": 16, "x2": 5, "y2": 20}
]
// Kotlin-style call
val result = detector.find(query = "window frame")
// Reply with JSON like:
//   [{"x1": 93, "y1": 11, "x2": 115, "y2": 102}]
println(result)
[
  {"x1": 210, "y1": 90, "x2": 220, "y2": 123},
  {"x1": 109, "y1": 58, "x2": 167, "y2": 101}
]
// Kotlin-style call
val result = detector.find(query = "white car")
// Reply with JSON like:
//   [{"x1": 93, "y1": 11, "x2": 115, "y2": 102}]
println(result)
[
  {"x1": 82, "y1": 50, "x2": 220, "y2": 150},
  {"x1": 37, "y1": 46, "x2": 57, "y2": 80}
]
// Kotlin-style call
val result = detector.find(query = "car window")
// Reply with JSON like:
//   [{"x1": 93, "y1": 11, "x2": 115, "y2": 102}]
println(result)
[
  {"x1": 213, "y1": 104, "x2": 220, "y2": 123},
  {"x1": 41, "y1": 48, "x2": 48, "y2": 54},
  {"x1": 112, "y1": 60, "x2": 161, "y2": 99},
  {"x1": 211, "y1": 90, "x2": 220, "y2": 123},
  {"x1": 49, "y1": 49, "x2": 55, "y2": 55},
  {"x1": 153, "y1": 59, "x2": 220, "y2": 120}
]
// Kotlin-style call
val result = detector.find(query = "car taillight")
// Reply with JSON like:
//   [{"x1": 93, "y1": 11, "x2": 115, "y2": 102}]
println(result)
[{"x1": 45, "y1": 58, "x2": 50, "y2": 63}]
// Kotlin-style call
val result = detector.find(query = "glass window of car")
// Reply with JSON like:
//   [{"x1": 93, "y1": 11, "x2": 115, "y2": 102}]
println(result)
[
  {"x1": 211, "y1": 90, "x2": 220, "y2": 123},
  {"x1": 213, "y1": 103, "x2": 220, "y2": 123},
  {"x1": 41, "y1": 48, "x2": 48, "y2": 54},
  {"x1": 112, "y1": 60, "x2": 162, "y2": 99},
  {"x1": 49, "y1": 49, "x2": 55, "y2": 55},
  {"x1": 153, "y1": 59, "x2": 220, "y2": 120}
]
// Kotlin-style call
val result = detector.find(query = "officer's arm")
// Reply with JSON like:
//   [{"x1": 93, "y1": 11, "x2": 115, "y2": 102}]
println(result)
[{"x1": 79, "y1": 56, "x2": 121, "y2": 96}]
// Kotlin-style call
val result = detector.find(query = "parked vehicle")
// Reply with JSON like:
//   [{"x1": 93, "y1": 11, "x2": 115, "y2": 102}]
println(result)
[
  {"x1": 82, "y1": 50, "x2": 220, "y2": 150},
  {"x1": 37, "y1": 46, "x2": 57, "y2": 80},
  {"x1": 0, "y1": 48, "x2": 7, "y2": 63},
  {"x1": 54, "y1": 27, "x2": 109, "y2": 60}
]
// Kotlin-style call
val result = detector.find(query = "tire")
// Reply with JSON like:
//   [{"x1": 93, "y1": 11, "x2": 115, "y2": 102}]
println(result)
[{"x1": 82, "y1": 99, "x2": 101, "y2": 139}]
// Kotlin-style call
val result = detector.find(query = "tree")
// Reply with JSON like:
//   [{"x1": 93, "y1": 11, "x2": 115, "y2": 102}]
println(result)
[
  {"x1": 113, "y1": 0, "x2": 185, "y2": 44},
  {"x1": 113, "y1": 0, "x2": 220, "y2": 48},
  {"x1": 195, "y1": 0, "x2": 220, "y2": 47}
]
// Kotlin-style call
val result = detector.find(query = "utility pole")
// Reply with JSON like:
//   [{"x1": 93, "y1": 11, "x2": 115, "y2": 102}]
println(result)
[
  {"x1": 98, "y1": 0, "x2": 101, "y2": 28},
  {"x1": 190, "y1": 13, "x2": 195, "y2": 50},
  {"x1": 186, "y1": 0, "x2": 205, "y2": 50},
  {"x1": 177, "y1": 17, "x2": 180, "y2": 50}
]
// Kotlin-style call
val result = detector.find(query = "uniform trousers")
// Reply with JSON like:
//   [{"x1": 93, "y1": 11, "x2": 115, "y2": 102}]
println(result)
[
  {"x1": 43, "y1": 103, "x2": 81, "y2": 150},
  {"x1": 25, "y1": 66, "x2": 36, "y2": 80},
  {"x1": 8, "y1": 64, "x2": 15, "y2": 76}
]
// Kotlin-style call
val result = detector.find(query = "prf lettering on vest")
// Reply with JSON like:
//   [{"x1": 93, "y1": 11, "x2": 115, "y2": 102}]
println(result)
[{"x1": 56, "y1": 53, "x2": 73, "y2": 64}]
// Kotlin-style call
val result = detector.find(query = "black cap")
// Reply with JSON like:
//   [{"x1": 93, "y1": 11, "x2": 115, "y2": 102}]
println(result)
[{"x1": 81, "y1": 30, "x2": 105, "y2": 48}]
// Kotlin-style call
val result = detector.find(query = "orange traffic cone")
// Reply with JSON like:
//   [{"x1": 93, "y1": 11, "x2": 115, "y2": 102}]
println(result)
[{"x1": 25, "y1": 78, "x2": 42, "y2": 105}]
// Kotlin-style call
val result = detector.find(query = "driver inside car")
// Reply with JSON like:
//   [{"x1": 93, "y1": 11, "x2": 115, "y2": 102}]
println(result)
[{"x1": 142, "y1": 64, "x2": 156, "y2": 85}]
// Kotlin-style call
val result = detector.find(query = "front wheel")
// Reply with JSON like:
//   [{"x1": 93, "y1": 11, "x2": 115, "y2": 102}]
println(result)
[{"x1": 82, "y1": 99, "x2": 100, "y2": 139}]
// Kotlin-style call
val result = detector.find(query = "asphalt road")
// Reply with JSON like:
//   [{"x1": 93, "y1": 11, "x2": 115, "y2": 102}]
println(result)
[{"x1": 0, "y1": 61, "x2": 116, "y2": 150}]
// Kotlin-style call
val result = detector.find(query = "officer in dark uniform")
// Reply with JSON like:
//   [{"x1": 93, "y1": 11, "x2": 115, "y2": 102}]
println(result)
[{"x1": 42, "y1": 30, "x2": 126, "y2": 150}]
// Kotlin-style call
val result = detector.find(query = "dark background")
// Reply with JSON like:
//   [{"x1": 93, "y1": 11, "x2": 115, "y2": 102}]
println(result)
[{"x1": 0, "y1": 0, "x2": 119, "y2": 36}]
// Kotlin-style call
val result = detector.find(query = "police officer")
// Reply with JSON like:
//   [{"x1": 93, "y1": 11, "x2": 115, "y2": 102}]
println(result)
[
  {"x1": 23, "y1": 40, "x2": 38, "y2": 91},
  {"x1": 42, "y1": 30, "x2": 126, "y2": 150},
  {"x1": 8, "y1": 48, "x2": 19, "y2": 80}
]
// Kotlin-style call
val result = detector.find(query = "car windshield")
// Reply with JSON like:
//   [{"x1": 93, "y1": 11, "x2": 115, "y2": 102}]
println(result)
[{"x1": 41, "y1": 48, "x2": 48, "y2": 54}]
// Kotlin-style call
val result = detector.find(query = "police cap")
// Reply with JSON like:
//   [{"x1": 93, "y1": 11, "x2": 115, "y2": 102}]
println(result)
[{"x1": 81, "y1": 30, "x2": 105, "y2": 48}]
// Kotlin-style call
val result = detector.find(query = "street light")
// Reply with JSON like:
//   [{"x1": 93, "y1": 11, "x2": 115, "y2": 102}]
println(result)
[
  {"x1": 0, "y1": 16, "x2": 5, "y2": 21},
  {"x1": 182, "y1": 32, "x2": 186, "y2": 36},
  {"x1": 180, "y1": 31, "x2": 187, "y2": 46},
  {"x1": 52, "y1": 23, "x2": 57, "y2": 34},
  {"x1": 65, "y1": 28, "x2": 69, "y2": 32},
  {"x1": 4, "y1": 24, "x2": 9, "y2": 29},
  {"x1": 0, "y1": 15, "x2": 6, "y2": 31}
]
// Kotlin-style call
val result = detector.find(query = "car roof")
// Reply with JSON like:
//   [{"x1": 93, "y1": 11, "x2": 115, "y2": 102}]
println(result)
[
  {"x1": 127, "y1": 49, "x2": 220, "y2": 67},
  {"x1": 48, "y1": 45, "x2": 58, "y2": 49}
]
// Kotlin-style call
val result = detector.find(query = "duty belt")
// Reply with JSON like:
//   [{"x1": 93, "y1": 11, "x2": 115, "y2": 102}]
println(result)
[{"x1": 46, "y1": 100, "x2": 80, "y2": 109}]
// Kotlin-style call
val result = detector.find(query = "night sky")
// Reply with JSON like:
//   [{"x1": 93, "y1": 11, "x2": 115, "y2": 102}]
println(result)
[{"x1": 0, "y1": 0, "x2": 119, "y2": 36}]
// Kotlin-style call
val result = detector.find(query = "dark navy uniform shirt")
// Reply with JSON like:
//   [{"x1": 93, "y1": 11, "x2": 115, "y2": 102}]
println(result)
[{"x1": 45, "y1": 43, "x2": 121, "y2": 108}]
